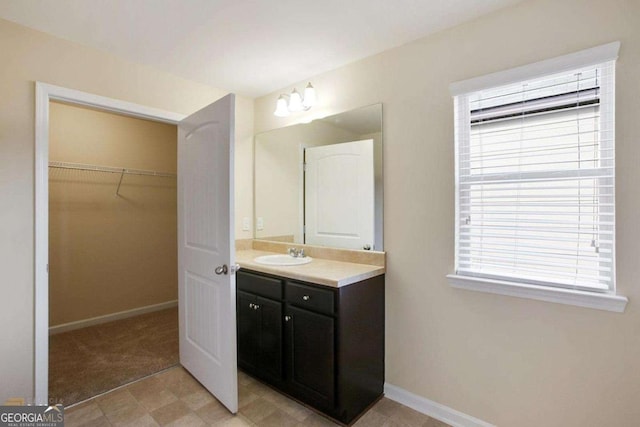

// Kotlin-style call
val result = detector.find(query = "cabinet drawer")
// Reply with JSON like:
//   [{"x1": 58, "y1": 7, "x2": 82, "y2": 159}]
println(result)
[
  {"x1": 286, "y1": 281, "x2": 335, "y2": 315},
  {"x1": 237, "y1": 271, "x2": 283, "y2": 300}
]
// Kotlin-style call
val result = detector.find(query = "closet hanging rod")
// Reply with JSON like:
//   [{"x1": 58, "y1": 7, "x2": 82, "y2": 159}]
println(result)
[{"x1": 48, "y1": 161, "x2": 177, "y2": 178}]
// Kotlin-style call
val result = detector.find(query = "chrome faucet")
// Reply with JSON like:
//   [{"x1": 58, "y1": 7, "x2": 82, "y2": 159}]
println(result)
[{"x1": 288, "y1": 247, "x2": 305, "y2": 258}]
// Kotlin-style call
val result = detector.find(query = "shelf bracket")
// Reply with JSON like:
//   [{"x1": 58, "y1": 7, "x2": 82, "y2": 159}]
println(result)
[{"x1": 115, "y1": 168, "x2": 125, "y2": 196}]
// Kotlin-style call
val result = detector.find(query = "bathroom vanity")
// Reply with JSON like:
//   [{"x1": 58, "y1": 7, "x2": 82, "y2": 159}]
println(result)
[
  {"x1": 242, "y1": 102, "x2": 385, "y2": 423},
  {"x1": 235, "y1": 249, "x2": 385, "y2": 425}
]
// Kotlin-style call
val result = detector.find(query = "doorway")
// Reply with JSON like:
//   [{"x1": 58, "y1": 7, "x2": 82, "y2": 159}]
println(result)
[
  {"x1": 35, "y1": 83, "x2": 238, "y2": 412},
  {"x1": 47, "y1": 101, "x2": 179, "y2": 405},
  {"x1": 34, "y1": 83, "x2": 186, "y2": 405}
]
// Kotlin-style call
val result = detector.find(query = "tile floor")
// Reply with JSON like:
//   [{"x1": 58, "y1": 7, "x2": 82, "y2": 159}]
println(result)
[{"x1": 65, "y1": 366, "x2": 452, "y2": 427}]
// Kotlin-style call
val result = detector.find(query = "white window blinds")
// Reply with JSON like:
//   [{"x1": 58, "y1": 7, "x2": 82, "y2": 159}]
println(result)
[{"x1": 453, "y1": 61, "x2": 616, "y2": 292}]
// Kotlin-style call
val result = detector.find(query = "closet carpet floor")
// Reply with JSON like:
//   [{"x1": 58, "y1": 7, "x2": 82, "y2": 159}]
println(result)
[{"x1": 49, "y1": 307, "x2": 179, "y2": 406}]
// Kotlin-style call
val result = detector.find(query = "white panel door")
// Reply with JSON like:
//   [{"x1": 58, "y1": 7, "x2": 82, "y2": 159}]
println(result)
[
  {"x1": 178, "y1": 94, "x2": 237, "y2": 413},
  {"x1": 305, "y1": 139, "x2": 374, "y2": 250}
]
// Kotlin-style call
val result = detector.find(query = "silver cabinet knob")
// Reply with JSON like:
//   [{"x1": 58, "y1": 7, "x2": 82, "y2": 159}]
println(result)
[
  {"x1": 302, "y1": 295, "x2": 310, "y2": 301},
  {"x1": 253, "y1": 304, "x2": 260, "y2": 310},
  {"x1": 284, "y1": 315, "x2": 292, "y2": 322},
  {"x1": 249, "y1": 303, "x2": 255, "y2": 309},
  {"x1": 215, "y1": 264, "x2": 228, "y2": 275}
]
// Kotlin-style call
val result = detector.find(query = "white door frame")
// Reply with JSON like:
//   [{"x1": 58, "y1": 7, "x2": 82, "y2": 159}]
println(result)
[{"x1": 34, "y1": 82, "x2": 186, "y2": 404}]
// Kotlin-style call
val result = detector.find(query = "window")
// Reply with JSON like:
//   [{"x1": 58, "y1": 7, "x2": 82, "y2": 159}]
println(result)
[{"x1": 448, "y1": 43, "x2": 627, "y2": 312}]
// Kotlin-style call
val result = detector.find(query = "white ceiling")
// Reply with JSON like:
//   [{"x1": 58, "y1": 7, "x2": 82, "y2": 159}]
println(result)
[{"x1": 0, "y1": 0, "x2": 523, "y2": 97}]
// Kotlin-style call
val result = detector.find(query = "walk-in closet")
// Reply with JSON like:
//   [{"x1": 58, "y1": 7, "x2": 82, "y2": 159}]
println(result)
[{"x1": 47, "y1": 101, "x2": 179, "y2": 406}]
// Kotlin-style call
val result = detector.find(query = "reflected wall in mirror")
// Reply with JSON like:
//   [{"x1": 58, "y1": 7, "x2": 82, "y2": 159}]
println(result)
[{"x1": 255, "y1": 104, "x2": 383, "y2": 250}]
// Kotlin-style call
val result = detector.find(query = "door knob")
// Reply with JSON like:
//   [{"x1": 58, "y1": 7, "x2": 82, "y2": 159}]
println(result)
[{"x1": 215, "y1": 264, "x2": 228, "y2": 275}]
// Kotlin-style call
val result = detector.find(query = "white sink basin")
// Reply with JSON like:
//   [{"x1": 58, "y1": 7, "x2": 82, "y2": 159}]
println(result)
[{"x1": 254, "y1": 254, "x2": 313, "y2": 266}]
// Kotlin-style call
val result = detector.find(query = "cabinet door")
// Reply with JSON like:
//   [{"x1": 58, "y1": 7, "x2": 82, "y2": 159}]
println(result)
[
  {"x1": 286, "y1": 305, "x2": 335, "y2": 408},
  {"x1": 257, "y1": 296, "x2": 283, "y2": 382},
  {"x1": 237, "y1": 291, "x2": 259, "y2": 372}
]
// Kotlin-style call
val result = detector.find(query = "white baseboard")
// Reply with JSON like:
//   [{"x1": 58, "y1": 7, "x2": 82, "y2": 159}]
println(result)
[
  {"x1": 384, "y1": 383, "x2": 495, "y2": 427},
  {"x1": 49, "y1": 300, "x2": 178, "y2": 335}
]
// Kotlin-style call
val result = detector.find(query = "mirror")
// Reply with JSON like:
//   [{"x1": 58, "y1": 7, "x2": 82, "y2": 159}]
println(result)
[{"x1": 254, "y1": 104, "x2": 383, "y2": 250}]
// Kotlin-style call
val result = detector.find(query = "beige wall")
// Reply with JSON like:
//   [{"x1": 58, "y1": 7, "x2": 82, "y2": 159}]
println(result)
[
  {"x1": 254, "y1": 0, "x2": 640, "y2": 425},
  {"x1": 0, "y1": 19, "x2": 253, "y2": 402},
  {"x1": 49, "y1": 102, "x2": 178, "y2": 326}
]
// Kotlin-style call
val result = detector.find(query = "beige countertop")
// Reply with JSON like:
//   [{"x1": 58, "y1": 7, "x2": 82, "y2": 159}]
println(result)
[{"x1": 235, "y1": 249, "x2": 385, "y2": 288}]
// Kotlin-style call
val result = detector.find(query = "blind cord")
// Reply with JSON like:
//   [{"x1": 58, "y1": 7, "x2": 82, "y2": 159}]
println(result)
[
  {"x1": 592, "y1": 68, "x2": 600, "y2": 254},
  {"x1": 575, "y1": 72, "x2": 583, "y2": 280}
]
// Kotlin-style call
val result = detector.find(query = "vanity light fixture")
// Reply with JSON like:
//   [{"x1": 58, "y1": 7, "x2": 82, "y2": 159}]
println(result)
[{"x1": 274, "y1": 82, "x2": 316, "y2": 117}]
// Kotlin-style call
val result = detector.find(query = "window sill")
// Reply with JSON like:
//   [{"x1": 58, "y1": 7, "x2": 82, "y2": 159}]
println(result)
[{"x1": 446, "y1": 274, "x2": 628, "y2": 313}]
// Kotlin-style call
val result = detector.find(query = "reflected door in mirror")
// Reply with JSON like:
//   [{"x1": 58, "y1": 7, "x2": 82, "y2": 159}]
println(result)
[{"x1": 305, "y1": 139, "x2": 374, "y2": 250}]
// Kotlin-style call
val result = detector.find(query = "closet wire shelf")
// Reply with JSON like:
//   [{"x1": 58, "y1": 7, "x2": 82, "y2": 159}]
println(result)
[{"x1": 48, "y1": 161, "x2": 177, "y2": 196}]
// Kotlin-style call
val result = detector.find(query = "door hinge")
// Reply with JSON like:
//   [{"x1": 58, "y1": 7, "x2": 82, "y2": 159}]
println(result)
[
  {"x1": 303, "y1": 163, "x2": 307, "y2": 171},
  {"x1": 46, "y1": 264, "x2": 49, "y2": 273}
]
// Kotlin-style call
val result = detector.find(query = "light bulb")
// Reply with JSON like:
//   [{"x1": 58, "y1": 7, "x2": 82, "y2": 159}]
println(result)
[
  {"x1": 288, "y1": 89, "x2": 303, "y2": 112},
  {"x1": 302, "y1": 82, "x2": 316, "y2": 109},
  {"x1": 274, "y1": 95, "x2": 290, "y2": 117}
]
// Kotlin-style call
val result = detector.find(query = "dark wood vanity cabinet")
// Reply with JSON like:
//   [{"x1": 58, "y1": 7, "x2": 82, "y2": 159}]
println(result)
[
  {"x1": 286, "y1": 304, "x2": 336, "y2": 411},
  {"x1": 236, "y1": 269, "x2": 385, "y2": 425},
  {"x1": 236, "y1": 272, "x2": 285, "y2": 386},
  {"x1": 237, "y1": 291, "x2": 283, "y2": 384}
]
